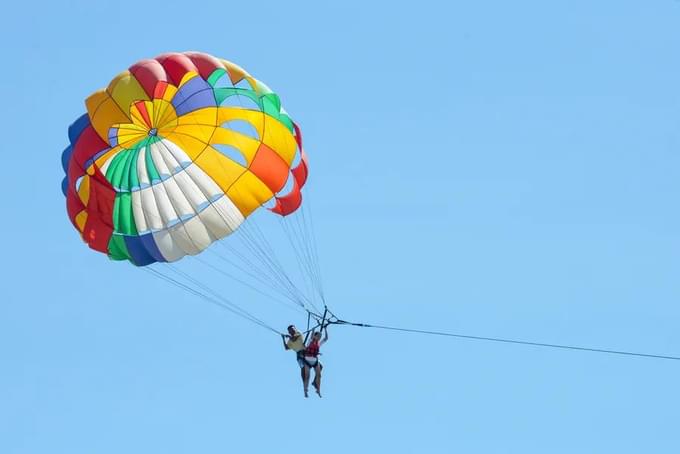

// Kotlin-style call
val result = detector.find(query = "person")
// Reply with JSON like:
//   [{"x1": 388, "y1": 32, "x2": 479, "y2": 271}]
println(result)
[
  {"x1": 282, "y1": 325, "x2": 309, "y2": 394},
  {"x1": 302, "y1": 327, "x2": 328, "y2": 398}
]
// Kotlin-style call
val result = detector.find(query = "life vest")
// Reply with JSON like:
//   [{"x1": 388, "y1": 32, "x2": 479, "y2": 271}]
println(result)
[{"x1": 305, "y1": 340, "x2": 320, "y2": 357}]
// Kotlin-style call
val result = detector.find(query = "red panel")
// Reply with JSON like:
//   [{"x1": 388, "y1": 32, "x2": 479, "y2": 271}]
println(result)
[
  {"x1": 153, "y1": 81, "x2": 169, "y2": 99},
  {"x1": 270, "y1": 179, "x2": 302, "y2": 216},
  {"x1": 134, "y1": 101, "x2": 152, "y2": 128},
  {"x1": 290, "y1": 122, "x2": 309, "y2": 187},
  {"x1": 66, "y1": 189, "x2": 85, "y2": 228},
  {"x1": 269, "y1": 121, "x2": 309, "y2": 216},
  {"x1": 82, "y1": 211, "x2": 113, "y2": 254},
  {"x1": 72, "y1": 125, "x2": 109, "y2": 167},
  {"x1": 88, "y1": 177, "x2": 116, "y2": 228},
  {"x1": 291, "y1": 152, "x2": 309, "y2": 187},
  {"x1": 156, "y1": 53, "x2": 198, "y2": 85},
  {"x1": 292, "y1": 121, "x2": 303, "y2": 149},
  {"x1": 89, "y1": 163, "x2": 113, "y2": 187},
  {"x1": 129, "y1": 59, "x2": 168, "y2": 98},
  {"x1": 67, "y1": 159, "x2": 84, "y2": 189},
  {"x1": 186, "y1": 52, "x2": 224, "y2": 79}
]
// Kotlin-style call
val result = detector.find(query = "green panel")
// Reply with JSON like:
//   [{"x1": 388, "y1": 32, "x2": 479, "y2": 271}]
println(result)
[
  {"x1": 116, "y1": 192, "x2": 137, "y2": 236},
  {"x1": 214, "y1": 88, "x2": 262, "y2": 109},
  {"x1": 277, "y1": 113, "x2": 294, "y2": 133},
  {"x1": 112, "y1": 192, "x2": 137, "y2": 235},
  {"x1": 105, "y1": 151, "x2": 128, "y2": 188},
  {"x1": 262, "y1": 93, "x2": 281, "y2": 111},
  {"x1": 207, "y1": 68, "x2": 227, "y2": 87},
  {"x1": 144, "y1": 145, "x2": 161, "y2": 182},
  {"x1": 108, "y1": 234, "x2": 131, "y2": 261},
  {"x1": 118, "y1": 149, "x2": 137, "y2": 192},
  {"x1": 112, "y1": 191, "x2": 121, "y2": 230},
  {"x1": 127, "y1": 147, "x2": 141, "y2": 189}
]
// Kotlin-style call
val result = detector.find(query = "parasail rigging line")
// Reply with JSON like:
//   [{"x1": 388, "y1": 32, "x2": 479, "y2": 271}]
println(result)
[
  {"x1": 142, "y1": 266, "x2": 282, "y2": 335},
  {"x1": 329, "y1": 319, "x2": 680, "y2": 362}
]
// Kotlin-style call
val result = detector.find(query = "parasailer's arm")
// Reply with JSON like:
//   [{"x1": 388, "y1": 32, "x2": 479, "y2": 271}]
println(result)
[{"x1": 282, "y1": 334, "x2": 290, "y2": 350}]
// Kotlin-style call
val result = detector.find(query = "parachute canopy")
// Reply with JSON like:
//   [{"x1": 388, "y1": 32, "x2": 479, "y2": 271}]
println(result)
[{"x1": 61, "y1": 52, "x2": 309, "y2": 267}]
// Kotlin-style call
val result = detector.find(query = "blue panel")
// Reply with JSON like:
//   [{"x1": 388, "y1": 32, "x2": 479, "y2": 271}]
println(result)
[
  {"x1": 140, "y1": 233, "x2": 167, "y2": 263},
  {"x1": 61, "y1": 177, "x2": 68, "y2": 196},
  {"x1": 61, "y1": 145, "x2": 73, "y2": 173},
  {"x1": 174, "y1": 88, "x2": 216, "y2": 116},
  {"x1": 124, "y1": 234, "x2": 159, "y2": 266},
  {"x1": 68, "y1": 113, "x2": 90, "y2": 144},
  {"x1": 172, "y1": 76, "x2": 215, "y2": 115}
]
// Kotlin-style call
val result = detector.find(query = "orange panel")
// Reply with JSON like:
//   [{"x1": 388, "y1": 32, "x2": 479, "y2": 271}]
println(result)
[{"x1": 249, "y1": 143, "x2": 290, "y2": 193}]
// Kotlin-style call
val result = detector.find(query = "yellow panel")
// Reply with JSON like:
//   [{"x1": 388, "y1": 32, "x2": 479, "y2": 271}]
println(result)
[
  {"x1": 164, "y1": 132, "x2": 209, "y2": 161},
  {"x1": 75, "y1": 211, "x2": 88, "y2": 232},
  {"x1": 77, "y1": 175, "x2": 90, "y2": 205},
  {"x1": 172, "y1": 124, "x2": 217, "y2": 145},
  {"x1": 226, "y1": 171, "x2": 274, "y2": 217},
  {"x1": 245, "y1": 76, "x2": 260, "y2": 94},
  {"x1": 85, "y1": 89, "x2": 107, "y2": 118},
  {"x1": 221, "y1": 59, "x2": 250, "y2": 84},
  {"x1": 209, "y1": 127, "x2": 260, "y2": 164},
  {"x1": 175, "y1": 107, "x2": 295, "y2": 165},
  {"x1": 107, "y1": 70, "x2": 150, "y2": 117},
  {"x1": 93, "y1": 145, "x2": 123, "y2": 169},
  {"x1": 193, "y1": 146, "x2": 246, "y2": 191},
  {"x1": 161, "y1": 84, "x2": 178, "y2": 102},
  {"x1": 214, "y1": 107, "x2": 265, "y2": 135},
  {"x1": 86, "y1": 92, "x2": 130, "y2": 142},
  {"x1": 155, "y1": 99, "x2": 177, "y2": 128},
  {"x1": 177, "y1": 107, "x2": 219, "y2": 127},
  {"x1": 116, "y1": 123, "x2": 147, "y2": 134},
  {"x1": 260, "y1": 115, "x2": 297, "y2": 165},
  {"x1": 178, "y1": 71, "x2": 199, "y2": 88}
]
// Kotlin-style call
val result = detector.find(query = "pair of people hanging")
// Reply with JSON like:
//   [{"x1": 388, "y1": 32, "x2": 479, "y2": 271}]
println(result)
[{"x1": 282, "y1": 323, "x2": 328, "y2": 398}]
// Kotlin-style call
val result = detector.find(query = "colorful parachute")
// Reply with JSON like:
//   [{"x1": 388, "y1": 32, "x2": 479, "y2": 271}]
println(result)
[{"x1": 61, "y1": 52, "x2": 309, "y2": 267}]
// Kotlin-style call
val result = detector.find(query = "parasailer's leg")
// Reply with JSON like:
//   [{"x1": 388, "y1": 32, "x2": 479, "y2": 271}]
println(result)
[
  {"x1": 312, "y1": 363, "x2": 323, "y2": 392},
  {"x1": 302, "y1": 365, "x2": 311, "y2": 398},
  {"x1": 313, "y1": 364, "x2": 322, "y2": 397}
]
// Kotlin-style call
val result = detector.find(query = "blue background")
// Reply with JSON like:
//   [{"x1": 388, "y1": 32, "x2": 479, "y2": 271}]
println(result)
[{"x1": 1, "y1": 1, "x2": 679, "y2": 452}]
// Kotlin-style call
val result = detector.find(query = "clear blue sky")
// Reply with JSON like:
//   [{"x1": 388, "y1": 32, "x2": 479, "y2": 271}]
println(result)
[{"x1": 2, "y1": 1, "x2": 680, "y2": 452}]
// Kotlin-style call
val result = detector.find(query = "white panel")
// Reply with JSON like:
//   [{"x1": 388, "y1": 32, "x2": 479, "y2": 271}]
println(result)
[
  {"x1": 139, "y1": 186, "x2": 164, "y2": 231},
  {"x1": 161, "y1": 177, "x2": 195, "y2": 219},
  {"x1": 152, "y1": 229, "x2": 185, "y2": 262},
  {"x1": 151, "y1": 182, "x2": 180, "y2": 225},
  {"x1": 173, "y1": 171, "x2": 208, "y2": 210},
  {"x1": 131, "y1": 190, "x2": 148, "y2": 233},
  {"x1": 156, "y1": 140, "x2": 182, "y2": 172},
  {"x1": 212, "y1": 196, "x2": 245, "y2": 231},
  {"x1": 137, "y1": 146, "x2": 150, "y2": 187},
  {"x1": 198, "y1": 198, "x2": 243, "y2": 239},
  {"x1": 167, "y1": 220, "x2": 206, "y2": 256},
  {"x1": 162, "y1": 139, "x2": 192, "y2": 167},
  {"x1": 149, "y1": 142, "x2": 171, "y2": 179},
  {"x1": 185, "y1": 164, "x2": 223, "y2": 199}
]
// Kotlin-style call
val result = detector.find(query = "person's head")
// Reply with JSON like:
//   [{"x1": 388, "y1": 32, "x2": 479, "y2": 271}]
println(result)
[
  {"x1": 312, "y1": 331, "x2": 322, "y2": 341},
  {"x1": 287, "y1": 325, "x2": 297, "y2": 336}
]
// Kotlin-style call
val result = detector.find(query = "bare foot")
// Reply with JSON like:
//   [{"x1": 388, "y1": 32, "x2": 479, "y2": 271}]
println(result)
[
  {"x1": 316, "y1": 388, "x2": 322, "y2": 398},
  {"x1": 304, "y1": 389, "x2": 309, "y2": 398}
]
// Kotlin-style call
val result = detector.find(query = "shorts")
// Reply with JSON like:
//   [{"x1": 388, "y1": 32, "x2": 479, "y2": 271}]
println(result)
[
  {"x1": 296, "y1": 351, "x2": 305, "y2": 368},
  {"x1": 303, "y1": 356, "x2": 321, "y2": 368}
]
